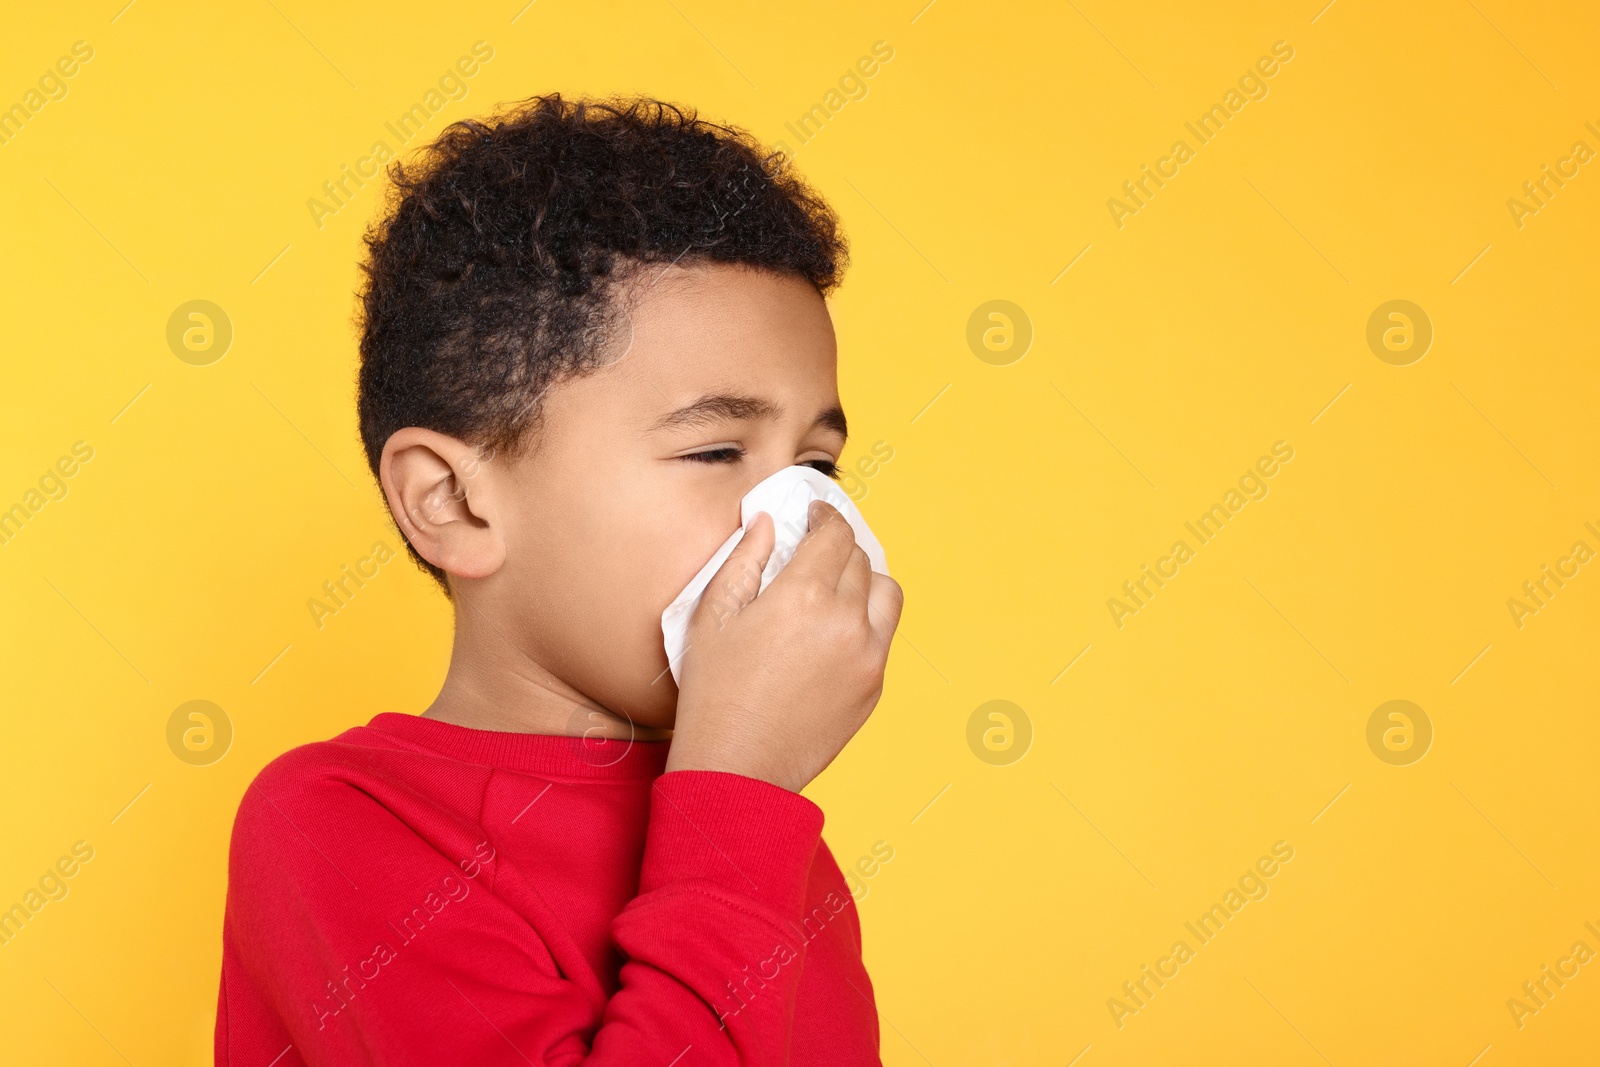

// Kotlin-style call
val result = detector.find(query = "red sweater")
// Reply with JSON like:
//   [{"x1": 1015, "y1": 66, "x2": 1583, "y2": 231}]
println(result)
[{"x1": 214, "y1": 712, "x2": 881, "y2": 1066}]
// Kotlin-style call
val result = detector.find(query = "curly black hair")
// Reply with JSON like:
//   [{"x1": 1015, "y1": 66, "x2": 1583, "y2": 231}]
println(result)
[{"x1": 354, "y1": 92, "x2": 850, "y2": 593}]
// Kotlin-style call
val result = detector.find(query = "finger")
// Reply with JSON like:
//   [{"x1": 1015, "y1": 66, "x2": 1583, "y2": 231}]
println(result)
[
  {"x1": 779, "y1": 500, "x2": 857, "y2": 588},
  {"x1": 865, "y1": 572, "x2": 904, "y2": 645},
  {"x1": 838, "y1": 543, "x2": 871, "y2": 601},
  {"x1": 695, "y1": 511, "x2": 774, "y2": 628}
]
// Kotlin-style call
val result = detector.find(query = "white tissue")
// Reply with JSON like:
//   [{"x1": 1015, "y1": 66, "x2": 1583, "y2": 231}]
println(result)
[{"x1": 660, "y1": 464, "x2": 889, "y2": 685}]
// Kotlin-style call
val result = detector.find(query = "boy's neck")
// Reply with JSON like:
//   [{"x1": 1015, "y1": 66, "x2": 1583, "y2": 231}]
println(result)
[{"x1": 422, "y1": 599, "x2": 671, "y2": 741}]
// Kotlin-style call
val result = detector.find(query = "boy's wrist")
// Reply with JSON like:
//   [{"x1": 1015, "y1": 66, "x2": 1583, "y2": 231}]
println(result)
[{"x1": 664, "y1": 738, "x2": 804, "y2": 793}]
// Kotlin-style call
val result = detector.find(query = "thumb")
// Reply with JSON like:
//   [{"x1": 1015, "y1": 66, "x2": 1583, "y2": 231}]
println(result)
[{"x1": 694, "y1": 511, "x2": 775, "y2": 631}]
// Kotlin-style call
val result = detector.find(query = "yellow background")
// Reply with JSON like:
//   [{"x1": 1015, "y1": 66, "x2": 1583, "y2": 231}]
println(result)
[{"x1": 3, "y1": 1, "x2": 1597, "y2": 1063}]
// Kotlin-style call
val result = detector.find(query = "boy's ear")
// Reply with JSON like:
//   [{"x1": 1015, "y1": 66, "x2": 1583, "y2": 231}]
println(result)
[{"x1": 379, "y1": 428, "x2": 506, "y2": 581}]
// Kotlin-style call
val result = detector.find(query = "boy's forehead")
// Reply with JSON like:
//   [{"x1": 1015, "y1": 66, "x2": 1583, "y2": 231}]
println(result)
[
  {"x1": 621, "y1": 260, "x2": 832, "y2": 342},
  {"x1": 607, "y1": 261, "x2": 840, "y2": 413}
]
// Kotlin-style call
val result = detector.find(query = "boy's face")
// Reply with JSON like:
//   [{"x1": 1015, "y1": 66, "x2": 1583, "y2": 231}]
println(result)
[{"x1": 481, "y1": 263, "x2": 847, "y2": 729}]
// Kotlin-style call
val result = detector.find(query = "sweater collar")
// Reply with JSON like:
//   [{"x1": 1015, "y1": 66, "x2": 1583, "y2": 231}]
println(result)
[{"x1": 361, "y1": 711, "x2": 671, "y2": 780}]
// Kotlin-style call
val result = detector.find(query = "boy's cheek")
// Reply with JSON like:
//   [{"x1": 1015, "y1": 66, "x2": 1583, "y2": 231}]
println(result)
[
  {"x1": 506, "y1": 457, "x2": 743, "y2": 721},
  {"x1": 640, "y1": 492, "x2": 745, "y2": 611},
  {"x1": 545, "y1": 514, "x2": 701, "y2": 716}
]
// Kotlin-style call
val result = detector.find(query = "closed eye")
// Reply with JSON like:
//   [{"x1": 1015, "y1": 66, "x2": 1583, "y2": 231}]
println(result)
[
  {"x1": 678, "y1": 446, "x2": 744, "y2": 464},
  {"x1": 678, "y1": 447, "x2": 840, "y2": 480}
]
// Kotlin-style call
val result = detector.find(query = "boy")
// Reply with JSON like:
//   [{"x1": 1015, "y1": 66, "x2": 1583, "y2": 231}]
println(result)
[{"x1": 214, "y1": 93, "x2": 904, "y2": 1066}]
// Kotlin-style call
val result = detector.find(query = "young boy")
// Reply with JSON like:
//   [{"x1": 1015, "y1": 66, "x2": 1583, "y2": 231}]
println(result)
[{"x1": 214, "y1": 94, "x2": 903, "y2": 1066}]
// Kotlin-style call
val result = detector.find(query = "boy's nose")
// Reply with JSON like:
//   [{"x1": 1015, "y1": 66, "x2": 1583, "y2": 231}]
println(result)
[{"x1": 743, "y1": 460, "x2": 803, "y2": 493}]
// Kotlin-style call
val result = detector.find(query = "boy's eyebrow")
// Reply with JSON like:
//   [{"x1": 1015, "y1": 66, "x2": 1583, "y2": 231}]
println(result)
[{"x1": 649, "y1": 392, "x2": 849, "y2": 439}]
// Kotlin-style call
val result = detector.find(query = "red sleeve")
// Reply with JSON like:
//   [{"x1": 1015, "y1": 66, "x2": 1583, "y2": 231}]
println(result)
[
  {"x1": 602, "y1": 771, "x2": 824, "y2": 1063},
  {"x1": 220, "y1": 766, "x2": 825, "y2": 1067}
]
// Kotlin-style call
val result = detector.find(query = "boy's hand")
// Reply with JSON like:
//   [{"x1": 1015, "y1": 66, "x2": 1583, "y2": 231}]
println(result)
[{"x1": 667, "y1": 501, "x2": 904, "y2": 793}]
